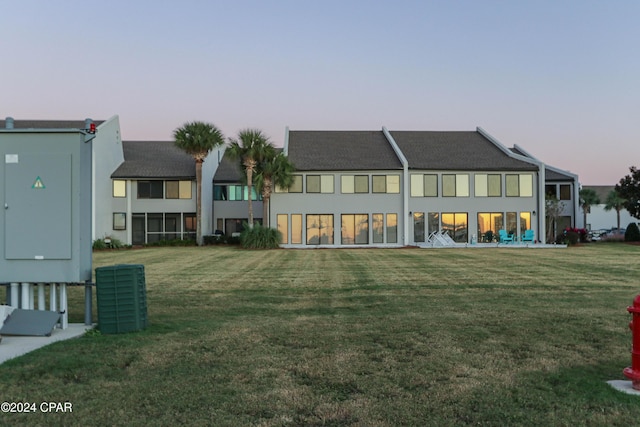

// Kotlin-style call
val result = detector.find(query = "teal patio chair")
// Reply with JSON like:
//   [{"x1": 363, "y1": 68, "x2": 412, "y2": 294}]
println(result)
[
  {"x1": 498, "y1": 229, "x2": 514, "y2": 244},
  {"x1": 522, "y1": 229, "x2": 535, "y2": 243}
]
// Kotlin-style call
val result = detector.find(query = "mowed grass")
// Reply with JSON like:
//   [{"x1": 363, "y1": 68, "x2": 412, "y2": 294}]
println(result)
[{"x1": 1, "y1": 244, "x2": 640, "y2": 426}]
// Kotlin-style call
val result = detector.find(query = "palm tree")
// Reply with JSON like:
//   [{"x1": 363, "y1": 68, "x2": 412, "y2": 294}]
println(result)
[
  {"x1": 579, "y1": 188, "x2": 600, "y2": 230},
  {"x1": 604, "y1": 189, "x2": 626, "y2": 231},
  {"x1": 227, "y1": 129, "x2": 272, "y2": 228},
  {"x1": 174, "y1": 121, "x2": 225, "y2": 245},
  {"x1": 545, "y1": 194, "x2": 564, "y2": 243},
  {"x1": 255, "y1": 151, "x2": 296, "y2": 225}
]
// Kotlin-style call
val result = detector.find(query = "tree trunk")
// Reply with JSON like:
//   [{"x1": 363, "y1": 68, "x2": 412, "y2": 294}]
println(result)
[
  {"x1": 245, "y1": 158, "x2": 255, "y2": 229},
  {"x1": 196, "y1": 159, "x2": 203, "y2": 246},
  {"x1": 262, "y1": 177, "x2": 272, "y2": 227}
]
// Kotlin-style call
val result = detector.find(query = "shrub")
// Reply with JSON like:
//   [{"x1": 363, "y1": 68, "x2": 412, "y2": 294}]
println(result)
[
  {"x1": 93, "y1": 237, "x2": 128, "y2": 250},
  {"x1": 240, "y1": 223, "x2": 281, "y2": 249},
  {"x1": 625, "y1": 222, "x2": 640, "y2": 242}
]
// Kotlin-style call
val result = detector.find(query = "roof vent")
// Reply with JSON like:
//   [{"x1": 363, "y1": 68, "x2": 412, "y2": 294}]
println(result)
[{"x1": 5, "y1": 117, "x2": 14, "y2": 129}]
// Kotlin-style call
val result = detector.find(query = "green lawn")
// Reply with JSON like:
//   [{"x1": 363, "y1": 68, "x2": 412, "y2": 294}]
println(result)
[{"x1": 1, "y1": 244, "x2": 640, "y2": 426}]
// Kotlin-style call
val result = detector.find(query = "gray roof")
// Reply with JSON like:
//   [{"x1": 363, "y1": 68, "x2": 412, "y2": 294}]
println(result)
[
  {"x1": 390, "y1": 131, "x2": 538, "y2": 171},
  {"x1": 0, "y1": 119, "x2": 105, "y2": 130},
  {"x1": 287, "y1": 131, "x2": 403, "y2": 171},
  {"x1": 213, "y1": 150, "x2": 244, "y2": 182},
  {"x1": 545, "y1": 168, "x2": 575, "y2": 182},
  {"x1": 111, "y1": 141, "x2": 195, "y2": 179}
]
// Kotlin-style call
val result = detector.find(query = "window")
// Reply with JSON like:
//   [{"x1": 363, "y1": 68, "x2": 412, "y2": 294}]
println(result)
[
  {"x1": 306, "y1": 175, "x2": 334, "y2": 193},
  {"x1": 166, "y1": 181, "x2": 192, "y2": 199},
  {"x1": 113, "y1": 180, "x2": 126, "y2": 198},
  {"x1": 441, "y1": 213, "x2": 468, "y2": 242},
  {"x1": 341, "y1": 175, "x2": 369, "y2": 193},
  {"x1": 306, "y1": 214, "x2": 334, "y2": 245},
  {"x1": 291, "y1": 214, "x2": 302, "y2": 244},
  {"x1": 413, "y1": 212, "x2": 425, "y2": 243},
  {"x1": 477, "y1": 213, "x2": 504, "y2": 242},
  {"x1": 184, "y1": 214, "x2": 196, "y2": 240},
  {"x1": 506, "y1": 174, "x2": 533, "y2": 197},
  {"x1": 146, "y1": 213, "x2": 163, "y2": 243},
  {"x1": 411, "y1": 174, "x2": 438, "y2": 197},
  {"x1": 341, "y1": 214, "x2": 369, "y2": 245},
  {"x1": 506, "y1": 212, "x2": 517, "y2": 236},
  {"x1": 277, "y1": 214, "x2": 288, "y2": 244},
  {"x1": 520, "y1": 212, "x2": 531, "y2": 235},
  {"x1": 428, "y1": 213, "x2": 439, "y2": 236},
  {"x1": 275, "y1": 175, "x2": 303, "y2": 193},
  {"x1": 442, "y1": 174, "x2": 469, "y2": 197},
  {"x1": 475, "y1": 174, "x2": 501, "y2": 197},
  {"x1": 165, "y1": 213, "x2": 180, "y2": 240},
  {"x1": 545, "y1": 184, "x2": 557, "y2": 198},
  {"x1": 560, "y1": 185, "x2": 571, "y2": 200},
  {"x1": 372, "y1": 175, "x2": 400, "y2": 193},
  {"x1": 372, "y1": 214, "x2": 384, "y2": 243},
  {"x1": 138, "y1": 181, "x2": 163, "y2": 199},
  {"x1": 386, "y1": 214, "x2": 397, "y2": 243},
  {"x1": 113, "y1": 213, "x2": 126, "y2": 230}
]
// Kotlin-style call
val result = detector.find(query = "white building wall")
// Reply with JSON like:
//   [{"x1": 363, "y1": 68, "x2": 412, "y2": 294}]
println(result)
[
  {"x1": 93, "y1": 115, "x2": 124, "y2": 241},
  {"x1": 583, "y1": 205, "x2": 637, "y2": 231}
]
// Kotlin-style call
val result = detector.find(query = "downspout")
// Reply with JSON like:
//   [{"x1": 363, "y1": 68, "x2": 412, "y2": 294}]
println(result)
[
  {"x1": 283, "y1": 126, "x2": 290, "y2": 156},
  {"x1": 538, "y1": 164, "x2": 546, "y2": 244},
  {"x1": 382, "y1": 127, "x2": 409, "y2": 245}
]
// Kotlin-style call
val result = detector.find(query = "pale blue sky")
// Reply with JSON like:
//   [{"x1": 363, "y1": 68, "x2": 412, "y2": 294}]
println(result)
[{"x1": 2, "y1": 0, "x2": 638, "y2": 184}]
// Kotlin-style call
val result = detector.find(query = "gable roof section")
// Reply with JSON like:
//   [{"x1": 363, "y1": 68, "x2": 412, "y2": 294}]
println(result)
[
  {"x1": 214, "y1": 150, "x2": 244, "y2": 183},
  {"x1": 287, "y1": 131, "x2": 403, "y2": 171},
  {"x1": 0, "y1": 119, "x2": 105, "y2": 129},
  {"x1": 111, "y1": 141, "x2": 195, "y2": 179},
  {"x1": 390, "y1": 131, "x2": 538, "y2": 171}
]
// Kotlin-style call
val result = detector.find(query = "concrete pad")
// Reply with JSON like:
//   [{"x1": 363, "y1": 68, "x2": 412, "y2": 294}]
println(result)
[
  {"x1": 0, "y1": 323, "x2": 93, "y2": 365},
  {"x1": 607, "y1": 380, "x2": 640, "y2": 396}
]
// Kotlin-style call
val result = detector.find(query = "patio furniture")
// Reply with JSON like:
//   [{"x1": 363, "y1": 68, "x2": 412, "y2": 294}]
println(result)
[
  {"x1": 498, "y1": 229, "x2": 514, "y2": 244},
  {"x1": 522, "y1": 229, "x2": 535, "y2": 243}
]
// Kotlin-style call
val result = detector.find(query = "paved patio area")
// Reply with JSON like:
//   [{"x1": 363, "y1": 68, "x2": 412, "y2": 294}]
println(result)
[{"x1": 0, "y1": 324, "x2": 93, "y2": 365}]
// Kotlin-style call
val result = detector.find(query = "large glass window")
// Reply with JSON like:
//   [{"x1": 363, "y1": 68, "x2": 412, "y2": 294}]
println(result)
[
  {"x1": 166, "y1": 181, "x2": 192, "y2": 199},
  {"x1": 475, "y1": 174, "x2": 501, "y2": 197},
  {"x1": 277, "y1": 214, "x2": 288, "y2": 244},
  {"x1": 306, "y1": 214, "x2": 334, "y2": 245},
  {"x1": 138, "y1": 181, "x2": 163, "y2": 199},
  {"x1": 477, "y1": 213, "x2": 503, "y2": 242},
  {"x1": 341, "y1": 214, "x2": 369, "y2": 245},
  {"x1": 441, "y1": 213, "x2": 468, "y2": 242},
  {"x1": 506, "y1": 174, "x2": 533, "y2": 197},
  {"x1": 291, "y1": 214, "x2": 302, "y2": 244},
  {"x1": 275, "y1": 175, "x2": 303, "y2": 193},
  {"x1": 520, "y1": 212, "x2": 531, "y2": 235},
  {"x1": 411, "y1": 174, "x2": 438, "y2": 197},
  {"x1": 560, "y1": 184, "x2": 571, "y2": 200},
  {"x1": 413, "y1": 212, "x2": 425, "y2": 243},
  {"x1": 442, "y1": 174, "x2": 469, "y2": 197},
  {"x1": 306, "y1": 175, "x2": 334, "y2": 193},
  {"x1": 341, "y1": 175, "x2": 369, "y2": 194},
  {"x1": 372, "y1": 175, "x2": 400, "y2": 194},
  {"x1": 214, "y1": 185, "x2": 261, "y2": 200},
  {"x1": 428, "y1": 213, "x2": 439, "y2": 236},
  {"x1": 372, "y1": 213, "x2": 384, "y2": 243},
  {"x1": 184, "y1": 214, "x2": 196, "y2": 240},
  {"x1": 112, "y1": 180, "x2": 126, "y2": 198},
  {"x1": 386, "y1": 214, "x2": 397, "y2": 243},
  {"x1": 506, "y1": 212, "x2": 517, "y2": 236}
]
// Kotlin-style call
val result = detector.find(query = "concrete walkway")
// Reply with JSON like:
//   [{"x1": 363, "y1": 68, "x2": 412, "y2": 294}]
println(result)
[{"x1": 0, "y1": 324, "x2": 93, "y2": 365}]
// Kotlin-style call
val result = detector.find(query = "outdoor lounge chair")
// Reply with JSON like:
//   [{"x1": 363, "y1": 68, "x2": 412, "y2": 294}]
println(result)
[
  {"x1": 498, "y1": 229, "x2": 514, "y2": 244},
  {"x1": 522, "y1": 229, "x2": 535, "y2": 243}
]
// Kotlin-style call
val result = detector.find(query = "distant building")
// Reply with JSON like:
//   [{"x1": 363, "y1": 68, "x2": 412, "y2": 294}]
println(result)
[{"x1": 581, "y1": 185, "x2": 637, "y2": 231}]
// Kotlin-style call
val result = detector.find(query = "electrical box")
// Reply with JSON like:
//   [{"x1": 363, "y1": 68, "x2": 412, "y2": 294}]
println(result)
[{"x1": 0, "y1": 129, "x2": 92, "y2": 283}]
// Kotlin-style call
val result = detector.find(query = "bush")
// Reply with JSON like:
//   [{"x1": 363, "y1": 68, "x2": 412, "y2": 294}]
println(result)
[
  {"x1": 625, "y1": 222, "x2": 640, "y2": 242},
  {"x1": 240, "y1": 223, "x2": 281, "y2": 249},
  {"x1": 93, "y1": 237, "x2": 128, "y2": 250}
]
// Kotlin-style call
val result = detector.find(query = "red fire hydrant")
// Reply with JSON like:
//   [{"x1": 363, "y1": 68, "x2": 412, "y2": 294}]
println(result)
[{"x1": 623, "y1": 294, "x2": 640, "y2": 389}]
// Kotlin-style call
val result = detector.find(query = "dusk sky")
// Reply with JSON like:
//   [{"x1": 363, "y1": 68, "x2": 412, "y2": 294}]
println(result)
[{"x1": 2, "y1": 1, "x2": 638, "y2": 185}]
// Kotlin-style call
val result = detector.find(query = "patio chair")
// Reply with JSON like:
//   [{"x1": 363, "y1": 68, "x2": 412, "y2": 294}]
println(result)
[
  {"x1": 522, "y1": 229, "x2": 535, "y2": 243},
  {"x1": 498, "y1": 229, "x2": 514, "y2": 244}
]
